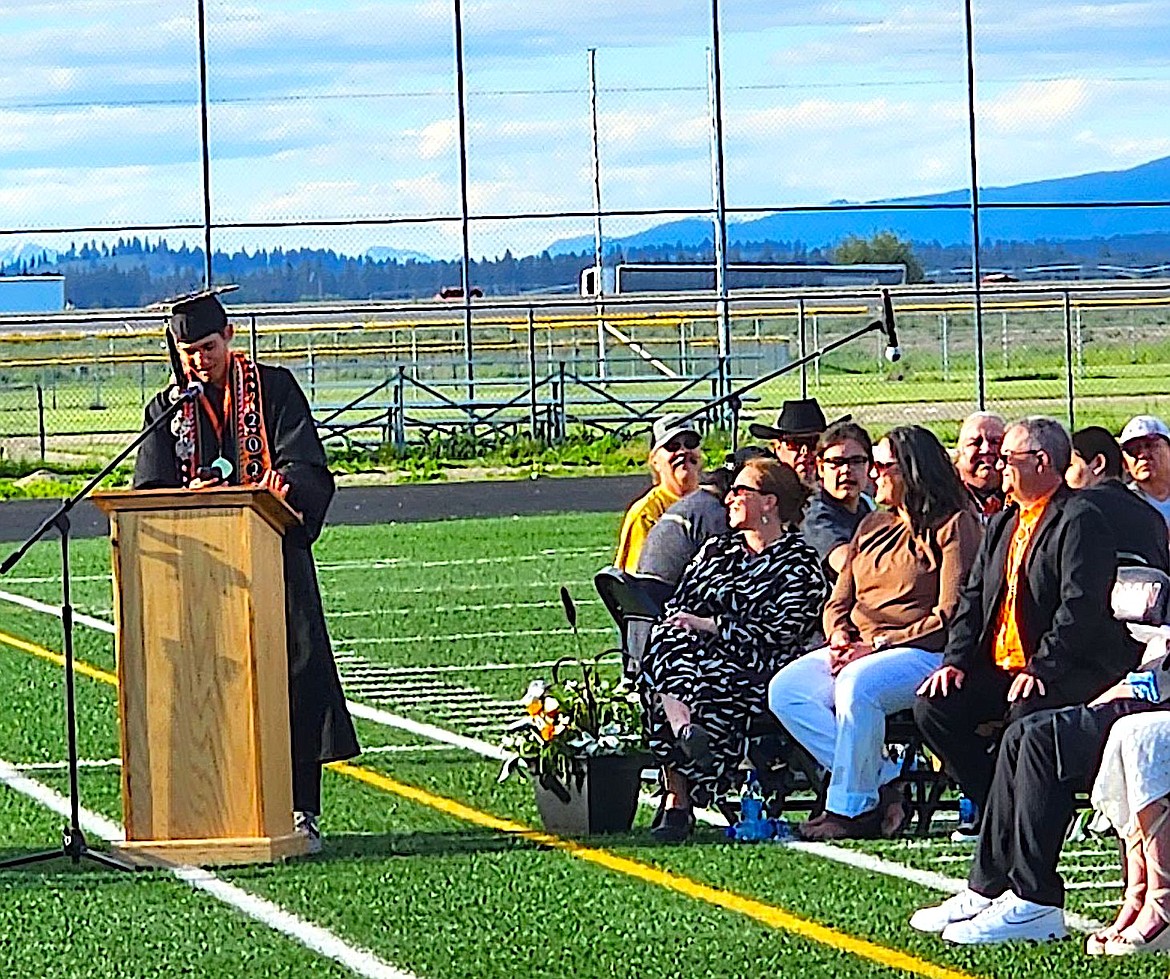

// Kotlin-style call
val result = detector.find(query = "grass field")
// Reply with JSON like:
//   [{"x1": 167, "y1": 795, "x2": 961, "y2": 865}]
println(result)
[{"x1": 0, "y1": 510, "x2": 1157, "y2": 978}]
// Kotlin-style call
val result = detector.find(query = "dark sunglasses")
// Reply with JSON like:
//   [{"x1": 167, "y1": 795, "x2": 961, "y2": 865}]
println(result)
[
  {"x1": 780, "y1": 437, "x2": 819, "y2": 453},
  {"x1": 728, "y1": 484, "x2": 764, "y2": 498},
  {"x1": 822, "y1": 454, "x2": 870, "y2": 470},
  {"x1": 997, "y1": 449, "x2": 1044, "y2": 466},
  {"x1": 871, "y1": 459, "x2": 900, "y2": 476},
  {"x1": 663, "y1": 433, "x2": 701, "y2": 453}
]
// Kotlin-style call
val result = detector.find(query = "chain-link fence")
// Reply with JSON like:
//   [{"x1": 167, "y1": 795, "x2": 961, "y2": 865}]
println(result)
[
  {"x1": 4, "y1": 284, "x2": 1170, "y2": 463},
  {"x1": 2, "y1": 2, "x2": 1169, "y2": 460}
]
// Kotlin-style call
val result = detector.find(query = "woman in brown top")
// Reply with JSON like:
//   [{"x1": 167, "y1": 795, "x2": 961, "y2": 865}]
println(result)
[{"x1": 768, "y1": 425, "x2": 982, "y2": 840}]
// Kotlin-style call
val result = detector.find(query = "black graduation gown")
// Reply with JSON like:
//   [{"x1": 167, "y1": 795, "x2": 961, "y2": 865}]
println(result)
[{"x1": 132, "y1": 363, "x2": 361, "y2": 773}]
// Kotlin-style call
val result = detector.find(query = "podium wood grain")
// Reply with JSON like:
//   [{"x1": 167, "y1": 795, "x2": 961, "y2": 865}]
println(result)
[{"x1": 94, "y1": 488, "x2": 308, "y2": 865}]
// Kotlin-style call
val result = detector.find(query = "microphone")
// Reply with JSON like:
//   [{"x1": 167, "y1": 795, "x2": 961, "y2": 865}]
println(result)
[
  {"x1": 880, "y1": 289, "x2": 901, "y2": 363},
  {"x1": 194, "y1": 457, "x2": 233, "y2": 485}
]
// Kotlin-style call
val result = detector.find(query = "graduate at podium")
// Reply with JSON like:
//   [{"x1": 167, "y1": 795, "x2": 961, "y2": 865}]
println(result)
[{"x1": 133, "y1": 289, "x2": 360, "y2": 850}]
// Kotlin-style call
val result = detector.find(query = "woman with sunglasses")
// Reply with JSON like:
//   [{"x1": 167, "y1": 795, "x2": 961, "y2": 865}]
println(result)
[
  {"x1": 615, "y1": 414, "x2": 704, "y2": 573},
  {"x1": 768, "y1": 425, "x2": 982, "y2": 840},
  {"x1": 641, "y1": 457, "x2": 827, "y2": 841}
]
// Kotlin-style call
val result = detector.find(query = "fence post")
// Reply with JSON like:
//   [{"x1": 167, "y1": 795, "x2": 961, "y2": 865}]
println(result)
[
  {"x1": 527, "y1": 307, "x2": 538, "y2": 440},
  {"x1": 394, "y1": 366, "x2": 406, "y2": 449},
  {"x1": 557, "y1": 360, "x2": 566, "y2": 443},
  {"x1": 308, "y1": 339, "x2": 317, "y2": 402},
  {"x1": 1001, "y1": 311, "x2": 1009, "y2": 370},
  {"x1": 1075, "y1": 305, "x2": 1084, "y2": 378},
  {"x1": 1063, "y1": 290, "x2": 1075, "y2": 430},
  {"x1": 36, "y1": 383, "x2": 46, "y2": 462},
  {"x1": 940, "y1": 312, "x2": 950, "y2": 381},
  {"x1": 797, "y1": 297, "x2": 808, "y2": 398}
]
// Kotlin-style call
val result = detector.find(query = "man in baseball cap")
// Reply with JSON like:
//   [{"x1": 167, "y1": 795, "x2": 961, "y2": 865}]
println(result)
[
  {"x1": 1121, "y1": 415, "x2": 1170, "y2": 530},
  {"x1": 749, "y1": 398, "x2": 830, "y2": 488},
  {"x1": 614, "y1": 414, "x2": 704, "y2": 572}
]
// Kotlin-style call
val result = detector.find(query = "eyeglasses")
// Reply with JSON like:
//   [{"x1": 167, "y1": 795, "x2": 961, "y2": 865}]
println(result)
[
  {"x1": 870, "y1": 459, "x2": 899, "y2": 476},
  {"x1": 663, "y1": 433, "x2": 701, "y2": 453},
  {"x1": 997, "y1": 449, "x2": 1044, "y2": 467},
  {"x1": 779, "y1": 438, "x2": 818, "y2": 455},
  {"x1": 821, "y1": 454, "x2": 870, "y2": 470},
  {"x1": 728, "y1": 484, "x2": 764, "y2": 498}
]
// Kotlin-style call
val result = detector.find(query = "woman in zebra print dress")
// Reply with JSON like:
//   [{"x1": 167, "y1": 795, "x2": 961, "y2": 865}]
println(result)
[{"x1": 641, "y1": 458, "x2": 828, "y2": 840}]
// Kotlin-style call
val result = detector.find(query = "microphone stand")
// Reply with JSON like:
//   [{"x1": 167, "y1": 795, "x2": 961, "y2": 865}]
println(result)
[
  {"x1": 672, "y1": 315, "x2": 890, "y2": 445},
  {"x1": 0, "y1": 384, "x2": 201, "y2": 872}
]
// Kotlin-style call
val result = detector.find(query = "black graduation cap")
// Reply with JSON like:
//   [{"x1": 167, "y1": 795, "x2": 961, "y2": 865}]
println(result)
[{"x1": 160, "y1": 285, "x2": 239, "y2": 343}]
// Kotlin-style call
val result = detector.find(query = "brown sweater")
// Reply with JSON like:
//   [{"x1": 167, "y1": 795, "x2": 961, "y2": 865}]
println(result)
[{"x1": 823, "y1": 508, "x2": 982, "y2": 652}]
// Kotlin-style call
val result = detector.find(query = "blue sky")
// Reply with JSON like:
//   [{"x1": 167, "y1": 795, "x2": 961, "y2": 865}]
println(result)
[{"x1": 1, "y1": 0, "x2": 1168, "y2": 260}]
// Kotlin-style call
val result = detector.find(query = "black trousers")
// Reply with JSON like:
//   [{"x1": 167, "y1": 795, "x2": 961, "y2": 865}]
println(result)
[
  {"x1": 293, "y1": 754, "x2": 323, "y2": 815},
  {"x1": 968, "y1": 699, "x2": 1162, "y2": 906},
  {"x1": 913, "y1": 665, "x2": 1109, "y2": 809}
]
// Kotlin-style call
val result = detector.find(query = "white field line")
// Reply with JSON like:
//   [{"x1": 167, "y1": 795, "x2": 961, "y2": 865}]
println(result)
[
  {"x1": 0, "y1": 592, "x2": 1104, "y2": 934},
  {"x1": 332, "y1": 660, "x2": 564, "y2": 674},
  {"x1": 0, "y1": 758, "x2": 417, "y2": 979},
  {"x1": 316, "y1": 547, "x2": 609, "y2": 573},
  {"x1": 327, "y1": 599, "x2": 599, "y2": 618},
  {"x1": 0, "y1": 588, "x2": 116, "y2": 634},
  {"x1": 360, "y1": 744, "x2": 463, "y2": 755},
  {"x1": 13, "y1": 758, "x2": 121, "y2": 770},
  {"x1": 339, "y1": 627, "x2": 609, "y2": 645},
  {"x1": 0, "y1": 590, "x2": 610, "y2": 652}
]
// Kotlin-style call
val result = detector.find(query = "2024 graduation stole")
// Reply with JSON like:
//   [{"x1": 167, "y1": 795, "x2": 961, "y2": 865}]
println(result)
[{"x1": 173, "y1": 352, "x2": 272, "y2": 486}]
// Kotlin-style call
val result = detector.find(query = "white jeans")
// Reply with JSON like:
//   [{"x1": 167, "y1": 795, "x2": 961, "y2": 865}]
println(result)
[{"x1": 767, "y1": 645, "x2": 941, "y2": 817}]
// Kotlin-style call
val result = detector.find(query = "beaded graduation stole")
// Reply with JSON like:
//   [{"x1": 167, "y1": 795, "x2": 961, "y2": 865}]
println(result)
[{"x1": 171, "y1": 353, "x2": 272, "y2": 486}]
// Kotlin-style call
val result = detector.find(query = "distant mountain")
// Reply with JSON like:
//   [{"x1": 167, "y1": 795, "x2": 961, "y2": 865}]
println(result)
[
  {"x1": 0, "y1": 241, "x2": 58, "y2": 266},
  {"x1": 364, "y1": 246, "x2": 434, "y2": 263},
  {"x1": 547, "y1": 155, "x2": 1170, "y2": 255}
]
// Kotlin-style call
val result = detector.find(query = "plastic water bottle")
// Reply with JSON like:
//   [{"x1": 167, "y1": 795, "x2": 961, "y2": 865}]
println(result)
[{"x1": 726, "y1": 773, "x2": 786, "y2": 842}]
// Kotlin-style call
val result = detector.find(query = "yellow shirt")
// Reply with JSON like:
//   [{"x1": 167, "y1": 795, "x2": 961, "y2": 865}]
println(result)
[
  {"x1": 614, "y1": 484, "x2": 680, "y2": 572},
  {"x1": 992, "y1": 492, "x2": 1054, "y2": 671}
]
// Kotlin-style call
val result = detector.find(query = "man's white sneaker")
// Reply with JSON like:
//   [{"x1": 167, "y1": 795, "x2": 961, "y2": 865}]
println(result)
[
  {"x1": 909, "y1": 889, "x2": 994, "y2": 933},
  {"x1": 940, "y1": 894, "x2": 1067, "y2": 945}
]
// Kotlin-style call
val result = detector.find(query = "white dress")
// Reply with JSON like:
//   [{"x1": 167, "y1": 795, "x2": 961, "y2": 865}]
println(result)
[{"x1": 1092, "y1": 711, "x2": 1170, "y2": 837}]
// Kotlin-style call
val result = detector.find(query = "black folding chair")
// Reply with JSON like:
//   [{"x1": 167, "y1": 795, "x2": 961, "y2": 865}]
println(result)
[{"x1": 593, "y1": 567, "x2": 665, "y2": 679}]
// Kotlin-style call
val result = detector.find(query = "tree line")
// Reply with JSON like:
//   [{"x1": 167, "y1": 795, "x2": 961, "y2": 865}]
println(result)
[{"x1": 3, "y1": 231, "x2": 1168, "y2": 309}]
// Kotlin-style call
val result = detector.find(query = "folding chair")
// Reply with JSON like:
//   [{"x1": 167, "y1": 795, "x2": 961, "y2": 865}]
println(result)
[{"x1": 593, "y1": 567, "x2": 665, "y2": 679}]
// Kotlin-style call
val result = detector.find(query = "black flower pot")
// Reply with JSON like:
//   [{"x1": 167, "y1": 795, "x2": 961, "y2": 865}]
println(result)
[{"x1": 532, "y1": 753, "x2": 650, "y2": 835}]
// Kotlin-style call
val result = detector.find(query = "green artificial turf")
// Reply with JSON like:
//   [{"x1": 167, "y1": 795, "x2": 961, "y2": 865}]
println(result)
[{"x1": 0, "y1": 510, "x2": 1152, "y2": 978}]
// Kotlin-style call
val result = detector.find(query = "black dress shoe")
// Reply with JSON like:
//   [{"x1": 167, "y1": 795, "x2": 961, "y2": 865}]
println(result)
[{"x1": 650, "y1": 807, "x2": 694, "y2": 843}]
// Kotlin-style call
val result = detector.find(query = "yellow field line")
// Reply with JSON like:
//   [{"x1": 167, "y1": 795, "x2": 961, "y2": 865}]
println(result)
[
  {"x1": 0, "y1": 629, "x2": 118, "y2": 685},
  {"x1": 0, "y1": 627, "x2": 978, "y2": 979}
]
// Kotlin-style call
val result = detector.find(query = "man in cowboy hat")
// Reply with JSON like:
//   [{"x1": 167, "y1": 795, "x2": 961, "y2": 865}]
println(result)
[{"x1": 749, "y1": 398, "x2": 830, "y2": 489}]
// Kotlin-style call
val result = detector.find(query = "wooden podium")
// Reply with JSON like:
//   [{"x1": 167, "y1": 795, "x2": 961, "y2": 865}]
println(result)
[{"x1": 93, "y1": 487, "x2": 310, "y2": 866}]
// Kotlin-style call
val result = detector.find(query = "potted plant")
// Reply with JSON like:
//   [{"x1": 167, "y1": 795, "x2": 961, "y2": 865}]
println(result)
[{"x1": 498, "y1": 656, "x2": 649, "y2": 835}]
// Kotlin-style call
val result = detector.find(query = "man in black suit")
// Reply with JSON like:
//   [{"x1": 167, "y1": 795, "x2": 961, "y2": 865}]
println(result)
[
  {"x1": 910, "y1": 423, "x2": 1168, "y2": 946},
  {"x1": 912, "y1": 416, "x2": 1141, "y2": 945}
]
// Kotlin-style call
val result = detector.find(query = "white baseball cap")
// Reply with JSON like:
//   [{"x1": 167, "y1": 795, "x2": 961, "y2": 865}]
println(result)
[{"x1": 1120, "y1": 415, "x2": 1170, "y2": 447}]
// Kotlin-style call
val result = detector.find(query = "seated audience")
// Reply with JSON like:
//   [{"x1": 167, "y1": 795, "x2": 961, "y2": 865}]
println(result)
[
  {"x1": 614, "y1": 414, "x2": 702, "y2": 572},
  {"x1": 802, "y1": 421, "x2": 876, "y2": 584},
  {"x1": 915, "y1": 417, "x2": 1141, "y2": 832},
  {"x1": 749, "y1": 398, "x2": 829, "y2": 489},
  {"x1": 1091, "y1": 708, "x2": 1170, "y2": 954},
  {"x1": 1121, "y1": 415, "x2": 1170, "y2": 531},
  {"x1": 955, "y1": 411, "x2": 1006, "y2": 522},
  {"x1": 907, "y1": 429, "x2": 1170, "y2": 946},
  {"x1": 910, "y1": 654, "x2": 1170, "y2": 947},
  {"x1": 769, "y1": 426, "x2": 981, "y2": 840},
  {"x1": 635, "y1": 446, "x2": 768, "y2": 606},
  {"x1": 641, "y1": 458, "x2": 827, "y2": 842},
  {"x1": 1068, "y1": 425, "x2": 1170, "y2": 570}
]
